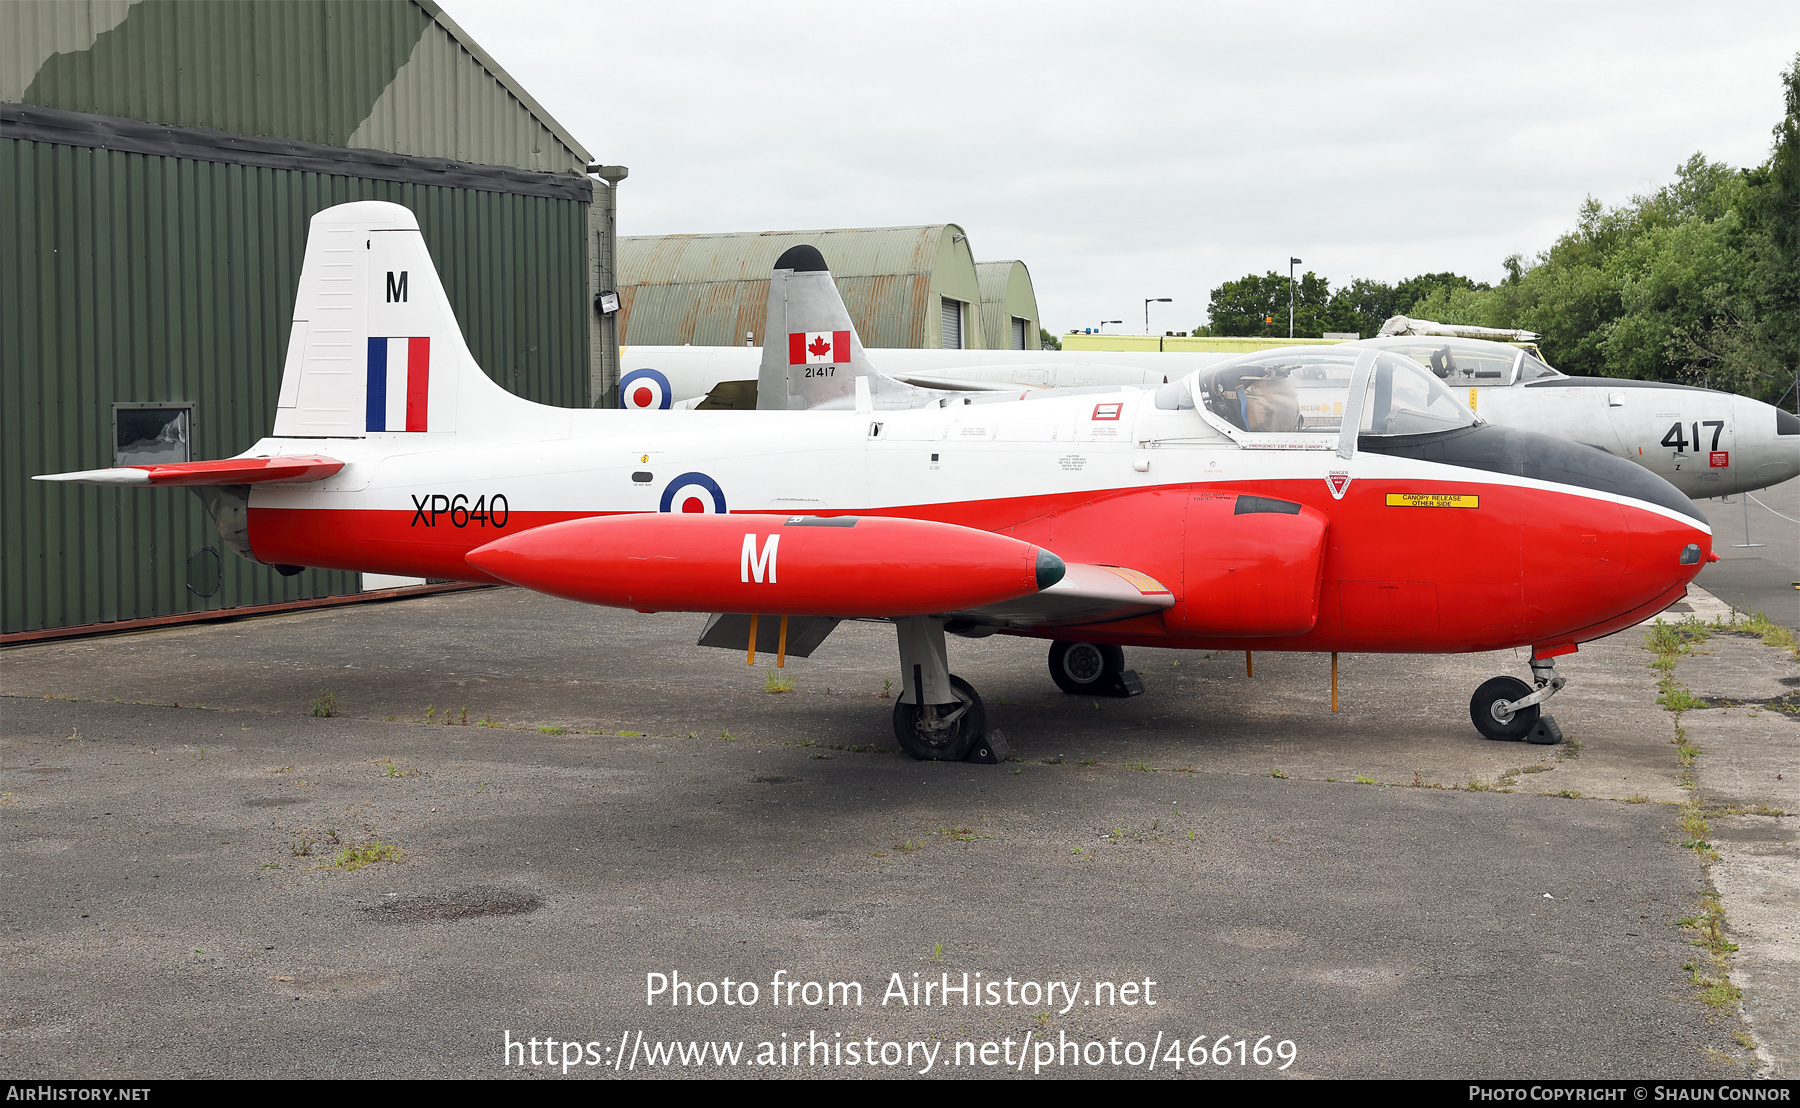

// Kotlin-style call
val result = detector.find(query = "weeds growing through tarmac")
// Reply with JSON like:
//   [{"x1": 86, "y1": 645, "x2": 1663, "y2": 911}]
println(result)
[
  {"x1": 332, "y1": 841, "x2": 401, "y2": 871},
  {"x1": 310, "y1": 690, "x2": 338, "y2": 718},
  {"x1": 764, "y1": 671, "x2": 794, "y2": 693}
]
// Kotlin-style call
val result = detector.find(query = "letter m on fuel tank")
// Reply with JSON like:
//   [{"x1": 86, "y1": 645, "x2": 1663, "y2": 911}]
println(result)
[{"x1": 741, "y1": 534, "x2": 779, "y2": 583}]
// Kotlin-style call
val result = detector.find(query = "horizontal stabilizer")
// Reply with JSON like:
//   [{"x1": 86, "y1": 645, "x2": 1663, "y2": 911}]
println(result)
[
  {"x1": 950, "y1": 563, "x2": 1175, "y2": 628},
  {"x1": 33, "y1": 455, "x2": 344, "y2": 487},
  {"x1": 891, "y1": 373, "x2": 1040, "y2": 394}
]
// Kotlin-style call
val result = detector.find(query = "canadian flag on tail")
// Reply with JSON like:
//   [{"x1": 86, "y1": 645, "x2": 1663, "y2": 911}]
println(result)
[
  {"x1": 789, "y1": 331, "x2": 850, "y2": 365},
  {"x1": 366, "y1": 337, "x2": 432, "y2": 432}
]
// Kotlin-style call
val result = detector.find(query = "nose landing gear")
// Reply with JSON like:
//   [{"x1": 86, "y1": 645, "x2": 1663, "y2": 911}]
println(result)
[{"x1": 1470, "y1": 656, "x2": 1566, "y2": 744}]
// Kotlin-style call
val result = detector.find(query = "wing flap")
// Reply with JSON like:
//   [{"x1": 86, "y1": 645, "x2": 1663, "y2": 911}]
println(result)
[
  {"x1": 34, "y1": 455, "x2": 343, "y2": 487},
  {"x1": 950, "y1": 563, "x2": 1174, "y2": 628}
]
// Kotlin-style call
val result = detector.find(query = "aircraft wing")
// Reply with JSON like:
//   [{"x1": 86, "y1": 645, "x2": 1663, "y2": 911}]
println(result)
[
  {"x1": 949, "y1": 563, "x2": 1174, "y2": 628},
  {"x1": 33, "y1": 455, "x2": 344, "y2": 486}
]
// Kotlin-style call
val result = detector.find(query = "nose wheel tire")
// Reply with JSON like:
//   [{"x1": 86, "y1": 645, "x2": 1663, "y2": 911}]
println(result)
[
  {"x1": 1049, "y1": 641, "x2": 1125, "y2": 695},
  {"x1": 893, "y1": 674, "x2": 985, "y2": 762},
  {"x1": 1470, "y1": 675, "x2": 1539, "y2": 741}
]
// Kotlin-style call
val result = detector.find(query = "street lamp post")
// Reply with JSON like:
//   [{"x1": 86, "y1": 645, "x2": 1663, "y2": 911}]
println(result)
[
  {"x1": 1289, "y1": 257, "x2": 1302, "y2": 339},
  {"x1": 1097, "y1": 320, "x2": 1122, "y2": 333},
  {"x1": 1144, "y1": 297, "x2": 1171, "y2": 333}
]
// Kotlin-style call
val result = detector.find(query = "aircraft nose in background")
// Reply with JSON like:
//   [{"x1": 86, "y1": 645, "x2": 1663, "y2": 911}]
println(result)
[{"x1": 1735, "y1": 393, "x2": 1800, "y2": 489}]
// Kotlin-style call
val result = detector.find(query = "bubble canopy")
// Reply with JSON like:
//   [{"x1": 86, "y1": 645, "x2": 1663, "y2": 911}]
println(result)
[{"x1": 1159, "y1": 348, "x2": 1480, "y2": 440}]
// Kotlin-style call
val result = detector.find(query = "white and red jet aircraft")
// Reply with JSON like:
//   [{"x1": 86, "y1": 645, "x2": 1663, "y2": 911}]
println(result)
[{"x1": 38, "y1": 201, "x2": 1718, "y2": 761}]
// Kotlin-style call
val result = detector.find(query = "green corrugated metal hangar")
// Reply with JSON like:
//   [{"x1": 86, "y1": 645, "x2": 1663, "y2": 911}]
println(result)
[
  {"x1": 618, "y1": 226, "x2": 1040, "y2": 351},
  {"x1": 1, "y1": 0, "x2": 615, "y2": 638},
  {"x1": 974, "y1": 260, "x2": 1040, "y2": 352}
]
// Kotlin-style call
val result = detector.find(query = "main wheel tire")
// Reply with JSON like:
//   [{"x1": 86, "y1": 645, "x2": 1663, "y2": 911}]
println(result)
[
  {"x1": 893, "y1": 674, "x2": 984, "y2": 761},
  {"x1": 1470, "y1": 675, "x2": 1538, "y2": 741},
  {"x1": 1048, "y1": 641, "x2": 1125, "y2": 695}
]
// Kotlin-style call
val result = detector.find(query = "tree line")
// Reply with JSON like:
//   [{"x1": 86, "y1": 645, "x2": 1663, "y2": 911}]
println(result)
[{"x1": 1199, "y1": 53, "x2": 1800, "y2": 406}]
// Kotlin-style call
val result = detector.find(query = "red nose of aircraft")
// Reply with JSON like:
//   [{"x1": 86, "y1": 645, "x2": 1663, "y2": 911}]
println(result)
[
  {"x1": 1361, "y1": 424, "x2": 1716, "y2": 650},
  {"x1": 465, "y1": 512, "x2": 1065, "y2": 617}
]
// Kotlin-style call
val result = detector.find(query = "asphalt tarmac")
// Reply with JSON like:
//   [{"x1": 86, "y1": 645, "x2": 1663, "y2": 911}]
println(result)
[
  {"x1": 1695, "y1": 475, "x2": 1800, "y2": 629},
  {"x1": 2, "y1": 585, "x2": 1794, "y2": 1080}
]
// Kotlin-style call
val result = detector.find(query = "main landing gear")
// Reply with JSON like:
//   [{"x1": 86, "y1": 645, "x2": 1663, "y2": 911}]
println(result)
[
  {"x1": 1047, "y1": 640, "x2": 1144, "y2": 698},
  {"x1": 1470, "y1": 656, "x2": 1566, "y2": 744},
  {"x1": 891, "y1": 617, "x2": 1004, "y2": 763}
]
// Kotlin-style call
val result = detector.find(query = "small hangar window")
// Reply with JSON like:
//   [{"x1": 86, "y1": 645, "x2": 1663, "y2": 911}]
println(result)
[
  {"x1": 941, "y1": 297, "x2": 964, "y2": 349},
  {"x1": 114, "y1": 403, "x2": 192, "y2": 466}
]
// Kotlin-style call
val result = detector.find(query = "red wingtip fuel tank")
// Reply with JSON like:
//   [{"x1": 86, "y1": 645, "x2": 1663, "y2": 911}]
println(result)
[{"x1": 465, "y1": 513, "x2": 1063, "y2": 617}]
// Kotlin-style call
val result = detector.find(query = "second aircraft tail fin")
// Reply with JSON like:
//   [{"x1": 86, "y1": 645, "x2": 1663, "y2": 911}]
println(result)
[{"x1": 757, "y1": 245, "x2": 942, "y2": 411}]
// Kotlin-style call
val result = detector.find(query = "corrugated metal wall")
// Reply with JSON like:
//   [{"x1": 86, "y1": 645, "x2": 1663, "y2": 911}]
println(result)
[
  {"x1": 0, "y1": 136, "x2": 590, "y2": 634},
  {"x1": 618, "y1": 226, "x2": 984, "y2": 349},
  {"x1": 4, "y1": 0, "x2": 589, "y2": 173},
  {"x1": 975, "y1": 260, "x2": 1040, "y2": 352}
]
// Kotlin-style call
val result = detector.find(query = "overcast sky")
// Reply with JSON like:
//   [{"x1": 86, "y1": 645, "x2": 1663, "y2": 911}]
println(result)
[{"x1": 447, "y1": 0, "x2": 1798, "y2": 336}]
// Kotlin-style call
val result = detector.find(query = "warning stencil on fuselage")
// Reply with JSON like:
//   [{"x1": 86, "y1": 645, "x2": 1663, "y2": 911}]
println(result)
[{"x1": 1385, "y1": 493, "x2": 1480, "y2": 509}]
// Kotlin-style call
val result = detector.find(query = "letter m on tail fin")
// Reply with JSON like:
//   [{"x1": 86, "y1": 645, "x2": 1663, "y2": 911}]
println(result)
[{"x1": 741, "y1": 534, "x2": 779, "y2": 583}]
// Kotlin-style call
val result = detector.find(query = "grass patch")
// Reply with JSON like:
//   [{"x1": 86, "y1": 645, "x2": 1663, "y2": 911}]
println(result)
[
  {"x1": 719, "y1": 730, "x2": 739, "y2": 742},
  {"x1": 1353, "y1": 775, "x2": 1378, "y2": 785},
  {"x1": 1659, "y1": 686, "x2": 1706, "y2": 712},
  {"x1": 310, "y1": 690, "x2": 338, "y2": 718},
  {"x1": 1553, "y1": 789, "x2": 1582, "y2": 799},
  {"x1": 1269, "y1": 768, "x2": 1288, "y2": 779},
  {"x1": 1675, "y1": 890, "x2": 1741, "y2": 1013},
  {"x1": 1125, "y1": 761, "x2": 1154, "y2": 772},
  {"x1": 936, "y1": 827, "x2": 991, "y2": 843},
  {"x1": 380, "y1": 761, "x2": 420, "y2": 778},
  {"x1": 1734, "y1": 609, "x2": 1798, "y2": 657},
  {"x1": 536, "y1": 725, "x2": 565, "y2": 735},
  {"x1": 764, "y1": 671, "x2": 795, "y2": 694},
  {"x1": 896, "y1": 840, "x2": 923, "y2": 854},
  {"x1": 332, "y1": 841, "x2": 402, "y2": 871}
]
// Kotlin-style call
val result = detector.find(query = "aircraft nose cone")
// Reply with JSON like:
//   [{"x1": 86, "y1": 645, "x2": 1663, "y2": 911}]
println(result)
[{"x1": 1035, "y1": 548, "x2": 1066, "y2": 591}]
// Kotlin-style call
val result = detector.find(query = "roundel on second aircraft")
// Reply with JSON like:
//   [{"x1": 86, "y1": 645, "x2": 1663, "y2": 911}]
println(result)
[
  {"x1": 659, "y1": 472, "x2": 728, "y2": 515},
  {"x1": 620, "y1": 368, "x2": 672, "y2": 410}
]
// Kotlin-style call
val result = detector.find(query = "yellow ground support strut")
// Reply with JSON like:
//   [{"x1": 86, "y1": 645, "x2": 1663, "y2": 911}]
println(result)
[
  {"x1": 1332, "y1": 653, "x2": 1339, "y2": 712},
  {"x1": 747, "y1": 614, "x2": 790, "y2": 668}
]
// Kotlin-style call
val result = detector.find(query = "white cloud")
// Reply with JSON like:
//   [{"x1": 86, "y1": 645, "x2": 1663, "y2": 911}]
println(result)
[{"x1": 446, "y1": 0, "x2": 1799, "y2": 333}]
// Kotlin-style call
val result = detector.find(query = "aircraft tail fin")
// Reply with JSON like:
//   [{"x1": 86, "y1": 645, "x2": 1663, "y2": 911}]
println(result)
[
  {"x1": 272, "y1": 201, "x2": 519, "y2": 438},
  {"x1": 756, "y1": 246, "x2": 941, "y2": 411}
]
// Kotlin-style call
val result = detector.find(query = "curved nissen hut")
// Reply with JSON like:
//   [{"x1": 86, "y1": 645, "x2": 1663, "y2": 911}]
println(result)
[
  {"x1": 975, "y1": 260, "x2": 1041, "y2": 351},
  {"x1": 619, "y1": 225, "x2": 986, "y2": 349}
]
